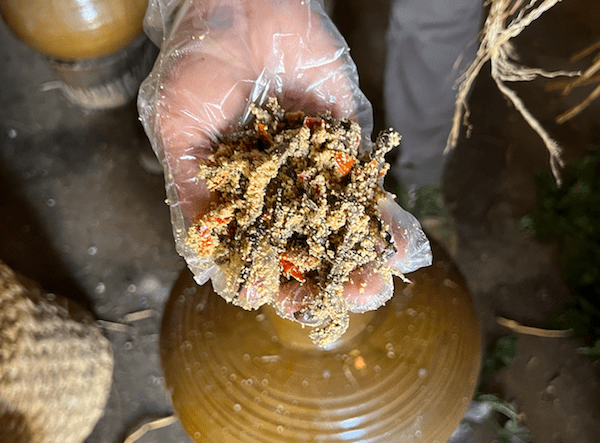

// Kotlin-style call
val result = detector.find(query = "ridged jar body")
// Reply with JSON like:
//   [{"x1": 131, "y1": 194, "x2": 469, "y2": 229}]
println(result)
[{"x1": 161, "y1": 242, "x2": 482, "y2": 442}]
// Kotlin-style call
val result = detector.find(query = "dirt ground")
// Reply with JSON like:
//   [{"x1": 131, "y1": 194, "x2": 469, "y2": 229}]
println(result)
[
  {"x1": 1, "y1": 1, "x2": 599, "y2": 442},
  {"x1": 333, "y1": 0, "x2": 600, "y2": 442}
]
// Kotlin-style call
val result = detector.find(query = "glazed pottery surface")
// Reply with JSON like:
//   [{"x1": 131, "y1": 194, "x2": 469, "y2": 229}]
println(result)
[{"x1": 161, "y1": 243, "x2": 482, "y2": 442}]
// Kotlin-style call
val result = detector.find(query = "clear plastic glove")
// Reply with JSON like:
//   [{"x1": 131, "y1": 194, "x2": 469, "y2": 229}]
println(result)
[{"x1": 138, "y1": 0, "x2": 431, "y2": 322}]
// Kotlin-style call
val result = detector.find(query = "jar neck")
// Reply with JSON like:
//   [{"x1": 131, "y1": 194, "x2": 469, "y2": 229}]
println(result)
[{"x1": 261, "y1": 305, "x2": 376, "y2": 351}]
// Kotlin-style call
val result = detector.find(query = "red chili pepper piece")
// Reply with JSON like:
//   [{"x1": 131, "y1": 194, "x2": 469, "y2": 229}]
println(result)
[
  {"x1": 279, "y1": 257, "x2": 306, "y2": 283},
  {"x1": 210, "y1": 177, "x2": 225, "y2": 190},
  {"x1": 191, "y1": 215, "x2": 233, "y2": 257},
  {"x1": 257, "y1": 123, "x2": 271, "y2": 145},
  {"x1": 206, "y1": 172, "x2": 228, "y2": 190},
  {"x1": 334, "y1": 152, "x2": 356, "y2": 177},
  {"x1": 298, "y1": 171, "x2": 309, "y2": 181},
  {"x1": 193, "y1": 224, "x2": 214, "y2": 257},
  {"x1": 302, "y1": 117, "x2": 323, "y2": 132}
]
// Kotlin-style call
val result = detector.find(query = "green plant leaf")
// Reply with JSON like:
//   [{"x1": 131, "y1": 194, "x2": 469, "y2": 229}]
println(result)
[
  {"x1": 578, "y1": 339, "x2": 600, "y2": 360},
  {"x1": 482, "y1": 335, "x2": 518, "y2": 374},
  {"x1": 476, "y1": 394, "x2": 533, "y2": 443},
  {"x1": 522, "y1": 148, "x2": 600, "y2": 356}
]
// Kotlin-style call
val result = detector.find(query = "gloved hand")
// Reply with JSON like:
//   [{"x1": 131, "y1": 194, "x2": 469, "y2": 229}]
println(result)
[{"x1": 138, "y1": 0, "x2": 431, "y2": 321}]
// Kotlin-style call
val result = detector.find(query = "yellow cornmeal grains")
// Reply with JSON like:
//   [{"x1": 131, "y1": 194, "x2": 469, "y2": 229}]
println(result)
[{"x1": 187, "y1": 97, "x2": 401, "y2": 346}]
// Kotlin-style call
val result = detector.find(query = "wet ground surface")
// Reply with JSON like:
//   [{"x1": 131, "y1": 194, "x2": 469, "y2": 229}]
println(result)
[
  {"x1": 1, "y1": 1, "x2": 600, "y2": 442},
  {"x1": 0, "y1": 21, "x2": 191, "y2": 442}
]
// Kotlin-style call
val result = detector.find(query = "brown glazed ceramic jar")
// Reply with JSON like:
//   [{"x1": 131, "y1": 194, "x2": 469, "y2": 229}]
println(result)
[
  {"x1": 160, "y1": 241, "x2": 482, "y2": 442},
  {"x1": 0, "y1": 0, "x2": 148, "y2": 60},
  {"x1": 0, "y1": 0, "x2": 156, "y2": 109}
]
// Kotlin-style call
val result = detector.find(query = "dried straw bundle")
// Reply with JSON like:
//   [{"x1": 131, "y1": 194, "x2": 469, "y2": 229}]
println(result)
[
  {"x1": 447, "y1": 0, "x2": 580, "y2": 185},
  {"x1": 556, "y1": 38, "x2": 600, "y2": 123}
]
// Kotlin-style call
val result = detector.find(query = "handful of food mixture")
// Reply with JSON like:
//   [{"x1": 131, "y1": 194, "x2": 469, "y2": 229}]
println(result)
[{"x1": 186, "y1": 97, "x2": 429, "y2": 346}]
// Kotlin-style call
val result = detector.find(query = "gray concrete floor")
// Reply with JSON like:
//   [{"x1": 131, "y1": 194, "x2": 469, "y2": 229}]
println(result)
[{"x1": 0, "y1": 19, "x2": 194, "y2": 443}]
